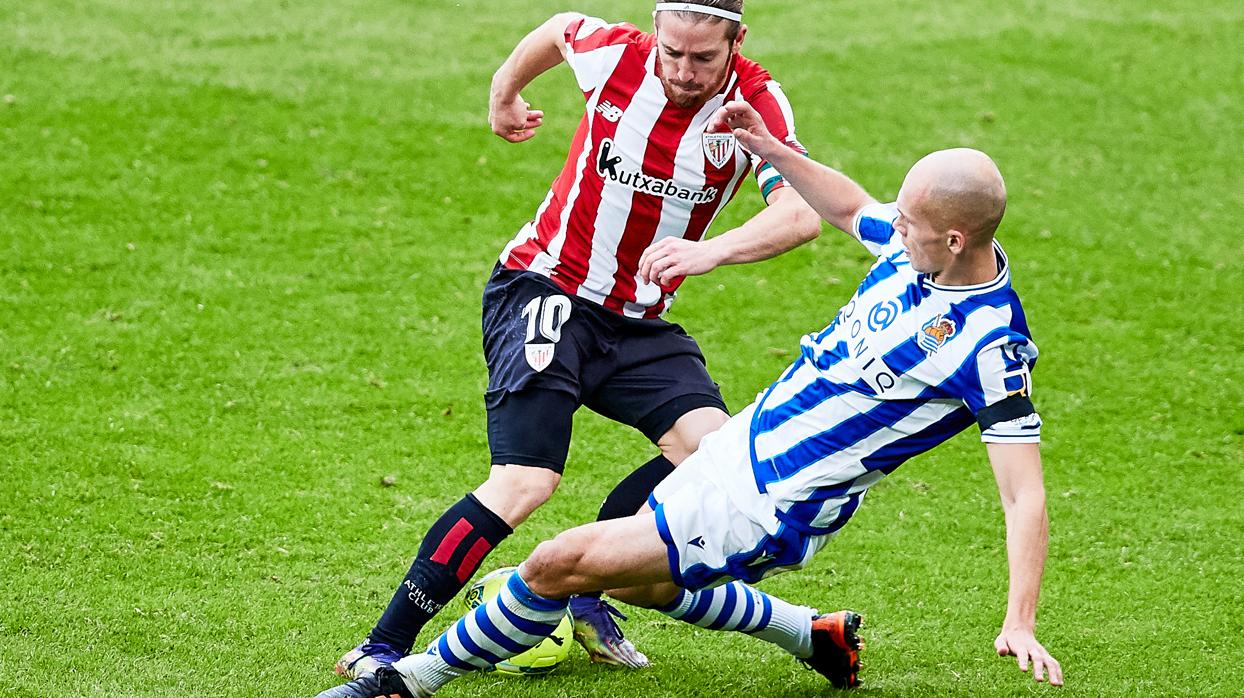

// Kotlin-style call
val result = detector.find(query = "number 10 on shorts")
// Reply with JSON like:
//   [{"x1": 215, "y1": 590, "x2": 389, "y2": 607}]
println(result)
[{"x1": 522, "y1": 295, "x2": 572, "y2": 372}]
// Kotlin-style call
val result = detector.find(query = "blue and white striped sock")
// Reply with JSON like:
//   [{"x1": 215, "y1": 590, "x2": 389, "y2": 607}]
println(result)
[
  {"x1": 393, "y1": 571, "x2": 568, "y2": 692},
  {"x1": 657, "y1": 581, "x2": 816, "y2": 659}
]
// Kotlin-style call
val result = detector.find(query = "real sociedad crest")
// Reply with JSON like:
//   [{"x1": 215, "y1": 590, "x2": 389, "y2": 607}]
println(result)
[
  {"x1": 918, "y1": 315, "x2": 957, "y2": 355},
  {"x1": 702, "y1": 132, "x2": 736, "y2": 169},
  {"x1": 525, "y1": 343, "x2": 555, "y2": 372}
]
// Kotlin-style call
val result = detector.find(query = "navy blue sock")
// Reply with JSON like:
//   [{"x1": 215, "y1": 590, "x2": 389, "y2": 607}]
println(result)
[
  {"x1": 368, "y1": 493, "x2": 512, "y2": 653},
  {"x1": 577, "y1": 455, "x2": 675, "y2": 602},
  {"x1": 597, "y1": 454, "x2": 675, "y2": 521}
]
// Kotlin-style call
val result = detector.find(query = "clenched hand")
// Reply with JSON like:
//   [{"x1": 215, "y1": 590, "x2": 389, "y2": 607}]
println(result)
[{"x1": 490, "y1": 93, "x2": 545, "y2": 143}]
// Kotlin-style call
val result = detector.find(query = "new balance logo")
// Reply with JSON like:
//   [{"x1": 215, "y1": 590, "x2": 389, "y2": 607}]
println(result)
[
  {"x1": 596, "y1": 100, "x2": 623, "y2": 122},
  {"x1": 688, "y1": 536, "x2": 705, "y2": 549}
]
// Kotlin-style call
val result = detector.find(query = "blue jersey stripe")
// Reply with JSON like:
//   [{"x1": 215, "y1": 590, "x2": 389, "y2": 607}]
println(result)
[
  {"x1": 937, "y1": 330, "x2": 1027, "y2": 414},
  {"x1": 858, "y1": 408, "x2": 975, "y2": 475},
  {"x1": 755, "y1": 376, "x2": 855, "y2": 434},
  {"x1": 757, "y1": 393, "x2": 930, "y2": 485},
  {"x1": 858, "y1": 215, "x2": 895, "y2": 246},
  {"x1": 777, "y1": 491, "x2": 864, "y2": 534},
  {"x1": 882, "y1": 293, "x2": 1016, "y2": 379},
  {"x1": 855, "y1": 257, "x2": 903, "y2": 296}
]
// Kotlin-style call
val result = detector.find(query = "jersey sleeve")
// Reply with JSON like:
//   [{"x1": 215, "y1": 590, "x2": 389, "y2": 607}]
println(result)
[
  {"x1": 734, "y1": 72, "x2": 808, "y2": 201},
  {"x1": 850, "y1": 202, "x2": 903, "y2": 257},
  {"x1": 563, "y1": 16, "x2": 643, "y2": 95},
  {"x1": 962, "y1": 337, "x2": 1042, "y2": 443}
]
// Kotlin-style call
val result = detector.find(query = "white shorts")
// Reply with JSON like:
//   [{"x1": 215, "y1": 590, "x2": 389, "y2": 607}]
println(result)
[{"x1": 648, "y1": 407, "x2": 834, "y2": 590}]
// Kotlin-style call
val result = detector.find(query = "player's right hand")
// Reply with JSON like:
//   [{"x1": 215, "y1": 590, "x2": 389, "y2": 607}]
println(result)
[
  {"x1": 489, "y1": 92, "x2": 545, "y2": 143},
  {"x1": 709, "y1": 101, "x2": 779, "y2": 159},
  {"x1": 994, "y1": 628, "x2": 1064, "y2": 686}
]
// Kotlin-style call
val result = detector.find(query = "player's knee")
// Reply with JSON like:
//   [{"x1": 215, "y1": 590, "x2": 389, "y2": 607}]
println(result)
[
  {"x1": 476, "y1": 465, "x2": 561, "y2": 525},
  {"x1": 520, "y1": 535, "x2": 586, "y2": 597},
  {"x1": 658, "y1": 407, "x2": 728, "y2": 463},
  {"x1": 506, "y1": 470, "x2": 559, "y2": 509}
]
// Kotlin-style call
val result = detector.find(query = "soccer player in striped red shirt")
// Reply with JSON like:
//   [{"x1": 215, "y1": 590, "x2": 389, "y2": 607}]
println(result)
[{"x1": 327, "y1": 1, "x2": 826, "y2": 683}]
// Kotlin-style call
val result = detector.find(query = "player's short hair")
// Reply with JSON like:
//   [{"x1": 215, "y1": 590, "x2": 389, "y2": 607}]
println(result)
[
  {"x1": 911, "y1": 149, "x2": 1008, "y2": 243},
  {"x1": 927, "y1": 179, "x2": 1007, "y2": 241},
  {"x1": 655, "y1": 0, "x2": 744, "y2": 42}
]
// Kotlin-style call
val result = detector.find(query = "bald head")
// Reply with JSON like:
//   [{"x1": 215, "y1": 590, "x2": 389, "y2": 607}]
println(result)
[{"x1": 902, "y1": 148, "x2": 1007, "y2": 247}]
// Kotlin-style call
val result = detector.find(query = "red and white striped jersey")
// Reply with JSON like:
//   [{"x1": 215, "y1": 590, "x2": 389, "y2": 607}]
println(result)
[{"x1": 498, "y1": 15, "x2": 808, "y2": 318}]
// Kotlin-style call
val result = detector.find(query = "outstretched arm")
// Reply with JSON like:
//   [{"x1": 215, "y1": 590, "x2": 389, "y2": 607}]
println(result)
[
  {"x1": 987, "y1": 441, "x2": 1064, "y2": 686},
  {"x1": 709, "y1": 101, "x2": 875, "y2": 234},
  {"x1": 489, "y1": 13, "x2": 583, "y2": 142},
  {"x1": 638, "y1": 185, "x2": 821, "y2": 287}
]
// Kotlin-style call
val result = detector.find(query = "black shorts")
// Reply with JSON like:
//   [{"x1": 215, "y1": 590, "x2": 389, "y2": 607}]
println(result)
[{"x1": 481, "y1": 265, "x2": 726, "y2": 472}]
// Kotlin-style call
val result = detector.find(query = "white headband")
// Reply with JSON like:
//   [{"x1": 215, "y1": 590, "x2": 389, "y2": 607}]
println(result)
[{"x1": 654, "y1": 3, "x2": 742, "y2": 22}]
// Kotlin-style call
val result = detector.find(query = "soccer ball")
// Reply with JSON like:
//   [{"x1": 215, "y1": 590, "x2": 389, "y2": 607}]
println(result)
[{"x1": 462, "y1": 566, "x2": 573, "y2": 675}]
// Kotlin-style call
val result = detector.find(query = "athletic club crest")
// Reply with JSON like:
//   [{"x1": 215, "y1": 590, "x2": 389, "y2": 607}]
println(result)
[
  {"x1": 702, "y1": 132, "x2": 736, "y2": 169},
  {"x1": 918, "y1": 315, "x2": 957, "y2": 354},
  {"x1": 525, "y1": 343, "x2": 555, "y2": 372}
]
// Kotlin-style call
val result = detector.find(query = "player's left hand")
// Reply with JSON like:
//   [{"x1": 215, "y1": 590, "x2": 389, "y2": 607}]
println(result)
[
  {"x1": 709, "y1": 101, "x2": 780, "y2": 159},
  {"x1": 639, "y1": 237, "x2": 725, "y2": 288},
  {"x1": 995, "y1": 628, "x2": 1064, "y2": 686}
]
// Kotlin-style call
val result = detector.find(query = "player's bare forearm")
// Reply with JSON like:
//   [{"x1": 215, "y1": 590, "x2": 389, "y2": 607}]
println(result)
[
  {"x1": 488, "y1": 13, "x2": 580, "y2": 141},
  {"x1": 987, "y1": 442, "x2": 1048, "y2": 628},
  {"x1": 757, "y1": 148, "x2": 875, "y2": 235},
  {"x1": 1002, "y1": 485, "x2": 1048, "y2": 629},
  {"x1": 638, "y1": 188, "x2": 819, "y2": 286},
  {"x1": 712, "y1": 101, "x2": 875, "y2": 233},
  {"x1": 987, "y1": 442, "x2": 1064, "y2": 685},
  {"x1": 705, "y1": 187, "x2": 821, "y2": 266},
  {"x1": 490, "y1": 13, "x2": 579, "y2": 99}
]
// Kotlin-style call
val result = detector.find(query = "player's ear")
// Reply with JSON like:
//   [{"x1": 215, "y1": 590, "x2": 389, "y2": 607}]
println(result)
[
  {"x1": 947, "y1": 229, "x2": 966, "y2": 255},
  {"x1": 734, "y1": 23, "x2": 748, "y2": 50}
]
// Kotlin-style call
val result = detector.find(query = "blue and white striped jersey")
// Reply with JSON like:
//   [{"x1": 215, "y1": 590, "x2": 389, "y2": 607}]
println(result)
[{"x1": 747, "y1": 202, "x2": 1041, "y2": 535}]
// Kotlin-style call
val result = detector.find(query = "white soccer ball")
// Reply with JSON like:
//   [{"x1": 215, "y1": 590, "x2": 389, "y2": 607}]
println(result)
[{"x1": 462, "y1": 566, "x2": 574, "y2": 675}]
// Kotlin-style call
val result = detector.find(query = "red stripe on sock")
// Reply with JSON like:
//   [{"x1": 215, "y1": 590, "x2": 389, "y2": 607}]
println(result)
[
  {"x1": 429, "y1": 518, "x2": 474, "y2": 566},
  {"x1": 455, "y1": 537, "x2": 494, "y2": 584}
]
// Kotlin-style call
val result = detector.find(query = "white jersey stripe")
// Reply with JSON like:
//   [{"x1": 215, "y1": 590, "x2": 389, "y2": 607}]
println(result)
[
  {"x1": 540, "y1": 44, "x2": 628, "y2": 276},
  {"x1": 580, "y1": 50, "x2": 664, "y2": 305},
  {"x1": 565, "y1": 22, "x2": 629, "y2": 93},
  {"x1": 626, "y1": 96, "x2": 719, "y2": 315},
  {"x1": 766, "y1": 80, "x2": 798, "y2": 142}
]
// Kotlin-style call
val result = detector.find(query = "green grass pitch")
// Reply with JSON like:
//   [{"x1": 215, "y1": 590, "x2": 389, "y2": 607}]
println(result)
[{"x1": 2, "y1": 1, "x2": 1242, "y2": 696}]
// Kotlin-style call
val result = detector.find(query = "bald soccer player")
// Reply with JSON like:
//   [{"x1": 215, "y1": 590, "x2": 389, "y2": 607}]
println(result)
[{"x1": 319, "y1": 104, "x2": 1064, "y2": 697}]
